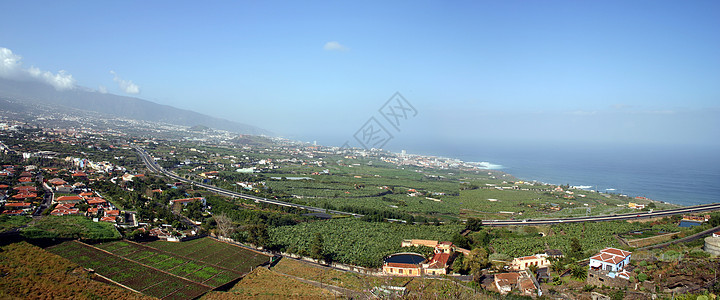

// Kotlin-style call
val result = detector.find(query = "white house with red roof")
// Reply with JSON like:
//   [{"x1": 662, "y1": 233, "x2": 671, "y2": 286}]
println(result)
[{"x1": 589, "y1": 247, "x2": 632, "y2": 279}]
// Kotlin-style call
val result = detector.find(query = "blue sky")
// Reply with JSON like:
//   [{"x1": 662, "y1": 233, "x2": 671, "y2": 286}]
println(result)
[{"x1": 1, "y1": 1, "x2": 719, "y2": 149}]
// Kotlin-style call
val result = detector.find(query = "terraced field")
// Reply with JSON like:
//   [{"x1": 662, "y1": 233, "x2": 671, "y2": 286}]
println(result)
[{"x1": 47, "y1": 238, "x2": 270, "y2": 299}]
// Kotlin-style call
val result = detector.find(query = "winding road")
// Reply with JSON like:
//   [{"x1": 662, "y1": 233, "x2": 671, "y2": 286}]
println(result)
[{"x1": 132, "y1": 145, "x2": 720, "y2": 226}]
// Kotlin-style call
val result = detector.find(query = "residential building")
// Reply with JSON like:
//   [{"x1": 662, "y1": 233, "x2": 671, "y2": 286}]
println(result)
[
  {"x1": 494, "y1": 271, "x2": 540, "y2": 296},
  {"x1": 511, "y1": 253, "x2": 550, "y2": 271},
  {"x1": 56, "y1": 195, "x2": 83, "y2": 204},
  {"x1": 588, "y1": 247, "x2": 632, "y2": 281}
]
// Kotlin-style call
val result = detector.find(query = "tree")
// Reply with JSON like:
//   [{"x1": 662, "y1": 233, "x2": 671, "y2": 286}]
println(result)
[
  {"x1": 570, "y1": 263, "x2": 587, "y2": 280},
  {"x1": 451, "y1": 233, "x2": 471, "y2": 249},
  {"x1": 451, "y1": 254, "x2": 468, "y2": 274},
  {"x1": 310, "y1": 233, "x2": 325, "y2": 261},
  {"x1": 569, "y1": 237, "x2": 583, "y2": 260},
  {"x1": 214, "y1": 213, "x2": 235, "y2": 237},
  {"x1": 464, "y1": 248, "x2": 489, "y2": 282},
  {"x1": 470, "y1": 230, "x2": 491, "y2": 247},
  {"x1": 466, "y1": 218, "x2": 482, "y2": 231},
  {"x1": 247, "y1": 223, "x2": 270, "y2": 248},
  {"x1": 550, "y1": 258, "x2": 565, "y2": 274}
]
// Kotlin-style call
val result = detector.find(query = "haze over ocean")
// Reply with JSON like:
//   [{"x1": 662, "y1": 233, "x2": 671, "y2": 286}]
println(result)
[{"x1": 392, "y1": 141, "x2": 720, "y2": 207}]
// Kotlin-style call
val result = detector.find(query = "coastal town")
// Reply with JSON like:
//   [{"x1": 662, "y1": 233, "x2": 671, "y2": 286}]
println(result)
[{"x1": 2, "y1": 113, "x2": 720, "y2": 299}]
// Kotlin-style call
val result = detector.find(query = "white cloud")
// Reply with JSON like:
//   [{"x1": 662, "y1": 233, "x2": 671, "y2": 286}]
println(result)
[
  {"x1": 98, "y1": 85, "x2": 107, "y2": 94},
  {"x1": 323, "y1": 41, "x2": 348, "y2": 51},
  {"x1": 110, "y1": 70, "x2": 140, "y2": 94},
  {"x1": 0, "y1": 47, "x2": 76, "y2": 90}
]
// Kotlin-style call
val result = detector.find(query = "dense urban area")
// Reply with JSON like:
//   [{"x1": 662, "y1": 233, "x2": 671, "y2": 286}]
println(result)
[{"x1": 2, "y1": 110, "x2": 720, "y2": 300}]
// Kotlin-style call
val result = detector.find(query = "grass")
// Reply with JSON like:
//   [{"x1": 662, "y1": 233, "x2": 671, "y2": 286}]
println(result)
[
  {"x1": 0, "y1": 241, "x2": 153, "y2": 300},
  {"x1": 202, "y1": 267, "x2": 336, "y2": 299},
  {"x1": 21, "y1": 215, "x2": 121, "y2": 241},
  {"x1": 0, "y1": 215, "x2": 32, "y2": 233},
  {"x1": 272, "y1": 258, "x2": 383, "y2": 292}
]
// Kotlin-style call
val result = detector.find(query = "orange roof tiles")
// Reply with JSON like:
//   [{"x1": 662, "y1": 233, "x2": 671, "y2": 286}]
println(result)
[
  {"x1": 4, "y1": 202, "x2": 32, "y2": 207},
  {"x1": 385, "y1": 262, "x2": 422, "y2": 269},
  {"x1": 56, "y1": 195, "x2": 83, "y2": 202},
  {"x1": 11, "y1": 193, "x2": 36, "y2": 199}
]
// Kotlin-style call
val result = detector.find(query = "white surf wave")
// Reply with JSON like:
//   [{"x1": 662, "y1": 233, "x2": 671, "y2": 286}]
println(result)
[
  {"x1": 470, "y1": 161, "x2": 503, "y2": 170},
  {"x1": 573, "y1": 185, "x2": 593, "y2": 189}
]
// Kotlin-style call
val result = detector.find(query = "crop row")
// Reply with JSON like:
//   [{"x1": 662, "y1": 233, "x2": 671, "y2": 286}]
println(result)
[
  {"x1": 144, "y1": 238, "x2": 270, "y2": 273},
  {"x1": 47, "y1": 241, "x2": 210, "y2": 299}
]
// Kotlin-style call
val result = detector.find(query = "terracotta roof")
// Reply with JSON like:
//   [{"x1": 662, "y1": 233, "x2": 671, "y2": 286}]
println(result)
[
  {"x1": 2, "y1": 210, "x2": 24, "y2": 215},
  {"x1": 495, "y1": 272, "x2": 520, "y2": 285},
  {"x1": 385, "y1": 262, "x2": 422, "y2": 269},
  {"x1": 600, "y1": 247, "x2": 632, "y2": 257},
  {"x1": 518, "y1": 277, "x2": 536, "y2": 292},
  {"x1": 426, "y1": 252, "x2": 452, "y2": 269},
  {"x1": 617, "y1": 270, "x2": 632, "y2": 279},
  {"x1": 48, "y1": 178, "x2": 67, "y2": 185},
  {"x1": 100, "y1": 216, "x2": 117, "y2": 222},
  {"x1": 19, "y1": 177, "x2": 32, "y2": 182},
  {"x1": 56, "y1": 195, "x2": 83, "y2": 202},
  {"x1": 86, "y1": 198, "x2": 107, "y2": 205},
  {"x1": 105, "y1": 210, "x2": 120, "y2": 216},
  {"x1": 12, "y1": 193, "x2": 37, "y2": 199},
  {"x1": 5, "y1": 202, "x2": 32, "y2": 207},
  {"x1": 515, "y1": 255, "x2": 542, "y2": 261},
  {"x1": 590, "y1": 248, "x2": 632, "y2": 265}
]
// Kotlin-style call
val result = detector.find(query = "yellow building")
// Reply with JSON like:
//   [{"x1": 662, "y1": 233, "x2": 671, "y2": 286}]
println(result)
[{"x1": 510, "y1": 254, "x2": 550, "y2": 271}]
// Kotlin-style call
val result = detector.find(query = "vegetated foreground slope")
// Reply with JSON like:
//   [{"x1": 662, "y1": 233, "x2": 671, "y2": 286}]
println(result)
[
  {"x1": 46, "y1": 238, "x2": 270, "y2": 299},
  {"x1": 21, "y1": 215, "x2": 122, "y2": 241},
  {"x1": 203, "y1": 266, "x2": 336, "y2": 299},
  {"x1": 0, "y1": 241, "x2": 154, "y2": 300}
]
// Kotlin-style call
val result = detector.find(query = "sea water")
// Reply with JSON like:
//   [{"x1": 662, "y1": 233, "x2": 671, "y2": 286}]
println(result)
[{"x1": 404, "y1": 142, "x2": 720, "y2": 206}]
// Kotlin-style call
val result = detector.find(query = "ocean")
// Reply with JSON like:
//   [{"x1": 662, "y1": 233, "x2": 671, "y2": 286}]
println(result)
[{"x1": 398, "y1": 142, "x2": 720, "y2": 207}]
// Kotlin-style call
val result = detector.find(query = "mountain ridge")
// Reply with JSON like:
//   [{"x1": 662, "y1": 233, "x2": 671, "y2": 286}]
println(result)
[{"x1": 0, "y1": 78, "x2": 269, "y2": 135}]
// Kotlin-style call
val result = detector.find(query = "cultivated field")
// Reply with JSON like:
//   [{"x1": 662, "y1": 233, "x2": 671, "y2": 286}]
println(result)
[{"x1": 47, "y1": 237, "x2": 270, "y2": 299}]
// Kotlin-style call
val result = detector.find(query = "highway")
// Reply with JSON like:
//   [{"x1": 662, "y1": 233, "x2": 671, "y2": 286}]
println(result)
[
  {"x1": 132, "y1": 145, "x2": 720, "y2": 226},
  {"x1": 131, "y1": 145, "x2": 363, "y2": 218},
  {"x1": 481, "y1": 203, "x2": 720, "y2": 226}
]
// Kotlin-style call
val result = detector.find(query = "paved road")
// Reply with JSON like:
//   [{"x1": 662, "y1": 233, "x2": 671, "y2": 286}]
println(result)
[
  {"x1": 132, "y1": 145, "x2": 363, "y2": 218},
  {"x1": 482, "y1": 203, "x2": 720, "y2": 226},
  {"x1": 132, "y1": 144, "x2": 720, "y2": 225},
  {"x1": 33, "y1": 174, "x2": 53, "y2": 216},
  {"x1": 640, "y1": 224, "x2": 720, "y2": 250}
]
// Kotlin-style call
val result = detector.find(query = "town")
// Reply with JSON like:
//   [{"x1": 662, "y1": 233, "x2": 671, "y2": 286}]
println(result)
[{"x1": 2, "y1": 113, "x2": 720, "y2": 300}]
